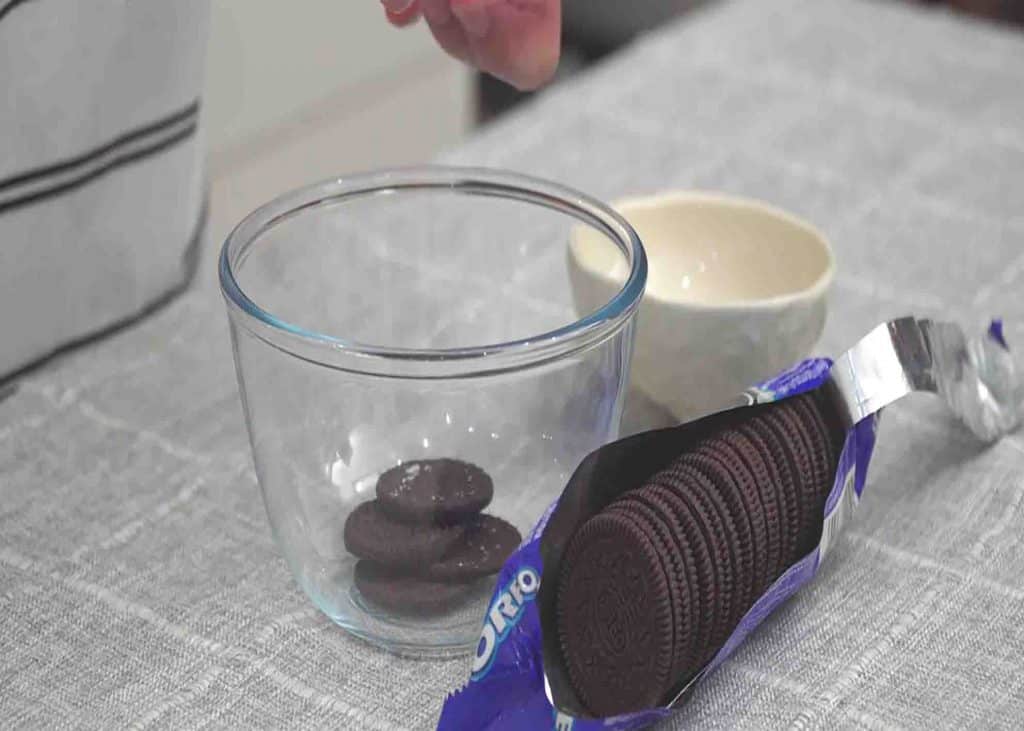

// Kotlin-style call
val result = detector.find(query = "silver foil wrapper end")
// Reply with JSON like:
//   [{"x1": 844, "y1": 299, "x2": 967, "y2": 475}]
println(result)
[{"x1": 828, "y1": 317, "x2": 1022, "y2": 440}]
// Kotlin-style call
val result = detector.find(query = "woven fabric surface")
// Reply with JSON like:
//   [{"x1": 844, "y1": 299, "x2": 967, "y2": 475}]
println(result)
[{"x1": 2, "y1": 0, "x2": 1023, "y2": 728}]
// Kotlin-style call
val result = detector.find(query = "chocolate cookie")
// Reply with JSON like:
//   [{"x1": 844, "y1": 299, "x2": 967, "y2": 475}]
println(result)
[
  {"x1": 688, "y1": 446, "x2": 771, "y2": 604},
  {"x1": 606, "y1": 495, "x2": 696, "y2": 688},
  {"x1": 639, "y1": 477, "x2": 726, "y2": 670},
  {"x1": 555, "y1": 388, "x2": 849, "y2": 718},
  {"x1": 655, "y1": 467, "x2": 738, "y2": 662},
  {"x1": 760, "y1": 404, "x2": 820, "y2": 560},
  {"x1": 739, "y1": 417, "x2": 801, "y2": 566},
  {"x1": 788, "y1": 394, "x2": 844, "y2": 551},
  {"x1": 721, "y1": 429, "x2": 785, "y2": 582},
  {"x1": 680, "y1": 451, "x2": 757, "y2": 622},
  {"x1": 626, "y1": 483, "x2": 708, "y2": 675},
  {"x1": 354, "y1": 561, "x2": 478, "y2": 615},
  {"x1": 343, "y1": 500, "x2": 464, "y2": 568},
  {"x1": 376, "y1": 458, "x2": 493, "y2": 524},
  {"x1": 423, "y1": 515, "x2": 522, "y2": 581},
  {"x1": 785, "y1": 398, "x2": 829, "y2": 542},
  {"x1": 794, "y1": 392, "x2": 843, "y2": 488},
  {"x1": 556, "y1": 511, "x2": 675, "y2": 716},
  {"x1": 681, "y1": 463, "x2": 746, "y2": 631}
]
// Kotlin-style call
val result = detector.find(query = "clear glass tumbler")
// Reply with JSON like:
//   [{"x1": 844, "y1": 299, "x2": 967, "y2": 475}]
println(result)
[{"x1": 219, "y1": 167, "x2": 647, "y2": 655}]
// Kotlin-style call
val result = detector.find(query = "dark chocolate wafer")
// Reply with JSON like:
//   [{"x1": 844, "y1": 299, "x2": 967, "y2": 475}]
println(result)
[
  {"x1": 738, "y1": 416, "x2": 802, "y2": 566},
  {"x1": 603, "y1": 500, "x2": 690, "y2": 691},
  {"x1": 662, "y1": 463, "x2": 745, "y2": 648},
  {"x1": 688, "y1": 444, "x2": 775, "y2": 601},
  {"x1": 609, "y1": 491, "x2": 700, "y2": 685},
  {"x1": 343, "y1": 500, "x2": 464, "y2": 569},
  {"x1": 354, "y1": 561, "x2": 477, "y2": 615},
  {"x1": 790, "y1": 398, "x2": 832, "y2": 484},
  {"x1": 423, "y1": 514, "x2": 522, "y2": 581},
  {"x1": 376, "y1": 458, "x2": 493, "y2": 524},
  {"x1": 643, "y1": 474, "x2": 735, "y2": 667},
  {"x1": 812, "y1": 388, "x2": 847, "y2": 453},
  {"x1": 780, "y1": 399, "x2": 830, "y2": 551},
  {"x1": 680, "y1": 450, "x2": 758, "y2": 619},
  {"x1": 631, "y1": 484, "x2": 717, "y2": 675},
  {"x1": 720, "y1": 429, "x2": 785, "y2": 582},
  {"x1": 556, "y1": 511, "x2": 675, "y2": 716},
  {"x1": 680, "y1": 463, "x2": 747, "y2": 630},
  {"x1": 626, "y1": 489, "x2": 703, "y2": 686},
  {"x1": 788, "y1": 394, "x2": 844, "y2": 551},
  {"x1": 794, "y1": 392, "x2": 844, "y2": 489},
  {"x1": 555, "y1": 387, "x2": 850, "y2": 718},
  {"x1": 759, "y1": 404, "x2": 820, "y2": 559}
]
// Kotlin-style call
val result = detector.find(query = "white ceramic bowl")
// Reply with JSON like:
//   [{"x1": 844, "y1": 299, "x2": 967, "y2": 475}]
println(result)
[{"x1": 569, "y1": 191, "x2": 834, "y2": 421}]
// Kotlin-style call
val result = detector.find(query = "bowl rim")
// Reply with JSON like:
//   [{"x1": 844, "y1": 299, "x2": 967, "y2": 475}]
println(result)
[
  {"x1": 570, "y1": 189, "x2": 834, "y2": 312},
  {"x1": 219, "y1": 166, "x2": 648, "y2": 379}
]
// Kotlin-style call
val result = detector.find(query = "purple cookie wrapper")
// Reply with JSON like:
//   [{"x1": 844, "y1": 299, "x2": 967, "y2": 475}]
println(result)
[
  {"x1": 438, "y1": 358, "x2": 875, "y2": 731},
  {"x1": 989, "y1": 318, "x2": 1007, "y2": 350}
]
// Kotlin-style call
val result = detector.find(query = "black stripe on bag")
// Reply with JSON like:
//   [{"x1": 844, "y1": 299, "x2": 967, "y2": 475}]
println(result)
[
  {"x1": 0, "y1": 111, "x2": 199, "y2": 216},
  {"x1": 0, "y1": 0, "x2": 35, "y2": 24},
  {"x1": 0, "y1": 195, "x2": 209, "y2": 388},
  {"x1": 0, "y1": 101, "x2": 199, "y2": 193}
]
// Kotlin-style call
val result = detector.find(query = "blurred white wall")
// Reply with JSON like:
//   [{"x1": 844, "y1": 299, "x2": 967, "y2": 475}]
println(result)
[{"x1": 203, "y1": 1, "x2": 473, "y2": 240}]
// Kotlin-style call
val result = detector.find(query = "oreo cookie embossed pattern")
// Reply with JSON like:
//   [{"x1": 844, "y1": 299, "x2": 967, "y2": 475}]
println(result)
[
  {"x1": 344, "y1": 459, "x2": 521, "y2": 615},
  {"x1": 556, "y1": 391, "x2": 845, "y2": 717}
]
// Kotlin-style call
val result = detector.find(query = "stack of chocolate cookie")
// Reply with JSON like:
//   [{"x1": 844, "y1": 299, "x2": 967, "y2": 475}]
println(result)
[
  {"x1": 555, "y1": 391, "x2": 845, "y2": 717},
  {"x1": 344, "y1": 458, "x2": 521, "y2": 615}
]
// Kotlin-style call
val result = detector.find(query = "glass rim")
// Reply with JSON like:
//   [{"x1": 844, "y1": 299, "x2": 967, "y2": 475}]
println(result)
[{"x1": 218, "y1": 166, "x2": 648, "y2": 379}]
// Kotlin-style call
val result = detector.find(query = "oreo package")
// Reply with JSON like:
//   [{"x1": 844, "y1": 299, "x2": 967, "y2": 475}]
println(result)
[{"x1": 438, "y1": 318, "x2": 1018, "y2": 730}]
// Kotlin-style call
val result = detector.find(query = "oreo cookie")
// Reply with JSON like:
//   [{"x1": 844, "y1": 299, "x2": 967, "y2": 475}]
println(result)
[
  {"x1": 556, "y1": 511, "x2": 675, "y2": 716},
  {"x1": 677, "y1": 463, "x2": 746, "y2": 631},
  {"x1": 423, "y1": 515, "x2": 522, "y2": 581},
  {"x1": 354, "y1": 561, "x2": 478, "y2": 615},
  {"x1": 656, "y1": 466, "x2": 740, "y2": 660},
  {"x1": 679, "y1": 451, "x2": 757, "y2": 622},
  {"x1": 687, "y1": 446, "x2": 771, "y2": 603},
  {"x1": 788, "y1": 394, "x2": 845, "y2": 551},
  {"x1": 760, "y1": 403, "x2": 821, "y2": 559},
  {"x1": 606, "y1": 493, "x2": 698, "y2": 687},
  {"x1": 720, "y1": 429, "x2": 785, "y2": 582},
  {"x1": 554, "y1": 388, "x2": 848, "y2": 717},
  {"x1": 376, "y1": 458, "x2": 493, "y2": 524},
  {"x1": 343, "y1": 500, "x2": 464, "y2": 568},
  {"x1": 640, "y1": 478, "x2": 728, "y2": 669},
  {"x1": 626, "y1": 483, "x2": 708, "y2": 675},
  {"x1": 738, "y1": 416, "x2": 802, "y2": 566},
  {"x1": 794, "y1": 392, "x2": 843, "y2": 488}
]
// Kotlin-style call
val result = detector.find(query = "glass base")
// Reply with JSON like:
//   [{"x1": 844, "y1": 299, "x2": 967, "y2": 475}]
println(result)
[
  {"x1": 335, "y1": 621, "x2": 477, "y2": 660},
  {"x1": 301, "y1": 566, "x2": 490, "y2": 658}
]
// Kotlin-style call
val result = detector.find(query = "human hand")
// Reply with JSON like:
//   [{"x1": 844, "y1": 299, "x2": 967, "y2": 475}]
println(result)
[{"x1": 381, "y1": 0, "x2": 561, "y2": 91}]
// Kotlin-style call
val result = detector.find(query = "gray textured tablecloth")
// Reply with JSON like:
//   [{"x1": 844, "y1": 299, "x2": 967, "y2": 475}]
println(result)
[{"x1": 3, "y1": 0, "x2": 1023, "y2": 728}]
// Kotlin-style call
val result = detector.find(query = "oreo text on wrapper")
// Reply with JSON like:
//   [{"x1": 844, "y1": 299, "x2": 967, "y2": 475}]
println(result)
[{"x1": 438, "y1": 317, "x2": 1022, "y2": 730}]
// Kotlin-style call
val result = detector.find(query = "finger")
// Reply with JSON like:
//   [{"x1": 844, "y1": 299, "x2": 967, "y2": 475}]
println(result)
[
  {"x1": 448, "y1": 0, "x2": 492, "y2": 38},
  {"x1": 451, "y1": 0, "x2": 561, "y2": 91},
  {"x1": 386, "y1": 2, "x2": 422, "y2": 27},
  {"x1": 420, "y1": 0, "x2": 471, "y2": 62},
  {"x1": 381, "y1": 0, "x2": 417, "y2": 12}
]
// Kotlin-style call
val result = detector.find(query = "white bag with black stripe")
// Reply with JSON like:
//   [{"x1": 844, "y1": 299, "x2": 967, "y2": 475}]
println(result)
[{"x1": 0, "y1": 0, "x2": 208, "y2": 377}]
